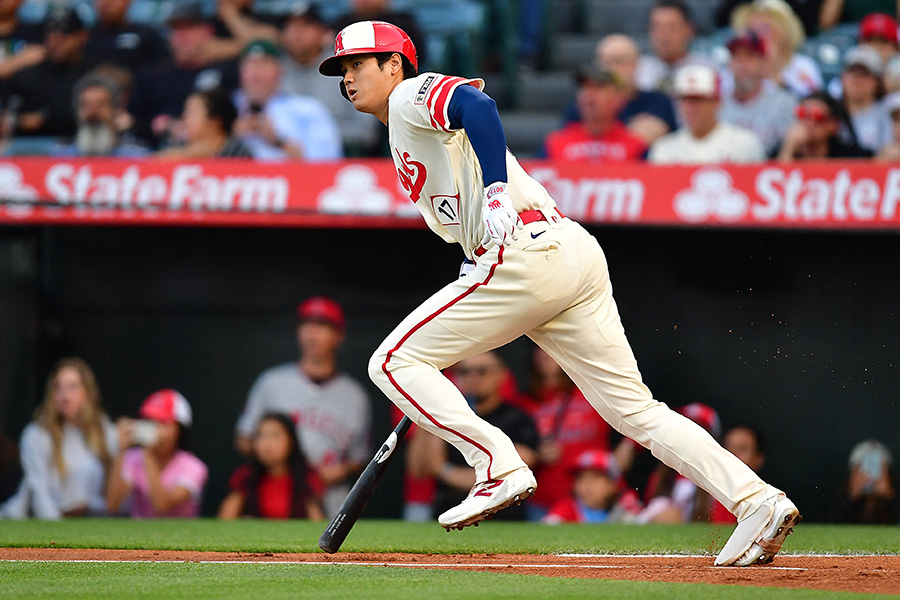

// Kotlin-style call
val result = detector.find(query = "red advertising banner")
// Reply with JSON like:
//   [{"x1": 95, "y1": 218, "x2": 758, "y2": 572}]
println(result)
[{"x1": 1, "y1": 157, "x2": 899, "y2": 230}]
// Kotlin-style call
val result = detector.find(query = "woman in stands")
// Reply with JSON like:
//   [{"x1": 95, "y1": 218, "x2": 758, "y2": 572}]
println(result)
[{"x1": 218, "y1": 413, "x2": 324, "y2": 520}]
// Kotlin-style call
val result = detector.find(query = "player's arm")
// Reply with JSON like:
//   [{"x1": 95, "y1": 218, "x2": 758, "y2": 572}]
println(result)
[{"x1": 446, "y1": 85, "x2": 522, "y2": 246}]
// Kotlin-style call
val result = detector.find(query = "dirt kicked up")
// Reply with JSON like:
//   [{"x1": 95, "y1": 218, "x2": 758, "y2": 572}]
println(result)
[{"x1": 2, "y1": 548, "x2": 898, "y2": 595}]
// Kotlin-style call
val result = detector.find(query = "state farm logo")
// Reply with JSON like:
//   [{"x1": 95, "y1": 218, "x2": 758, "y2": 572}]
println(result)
[
  {"x1": 673, "y1": 168, "x2": 749, "y2": 223},
  {"x1": 0, "y1": 163, "x2": 38, "y2": 217}
]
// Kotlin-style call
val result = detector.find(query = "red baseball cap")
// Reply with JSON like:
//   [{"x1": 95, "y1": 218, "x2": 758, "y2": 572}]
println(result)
[
  {"x1": 859, "y1": 13, "x2": 898, "y2": 44},
  {"x1": 677, "y1": 402, "x2": 722, "y2": 439},
  {"x1": 571, "y1": 449, "x2": 621, "y2": 480},
  {"x1": 139, "y1": 389, "x2": 193, "y2": 426},
  {"x1": 297, "y1": 296, "x2": 345, "y2": 331},
  {"x1": 727, "y1": 31, "x2": 767, "y2": 56}
]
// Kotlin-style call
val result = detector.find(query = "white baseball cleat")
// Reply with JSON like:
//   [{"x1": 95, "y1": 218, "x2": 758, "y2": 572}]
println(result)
[
  {"x1": 438, "y1": 467, "x2": 537, "y2": 531},
  {"x1": 715, "y1": 493, "x2": 801, "y2": 566}
]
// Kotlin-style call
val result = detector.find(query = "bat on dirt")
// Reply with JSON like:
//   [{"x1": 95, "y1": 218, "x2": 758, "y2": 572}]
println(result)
[{"x1": 318, "y1": 416, "x2": 413, "y2": 554}]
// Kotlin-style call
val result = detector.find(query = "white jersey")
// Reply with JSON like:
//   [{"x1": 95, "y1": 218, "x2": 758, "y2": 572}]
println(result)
[{"x1": 388, "y1": 72, "x2": 557, "y2": 259}]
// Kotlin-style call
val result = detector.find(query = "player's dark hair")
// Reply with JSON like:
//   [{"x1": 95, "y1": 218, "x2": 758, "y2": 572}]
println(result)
[
  {"x1": 375, "y1": 51, "x2": 418, "y2": 79},
  {"x1": 652, "y1": 0, "x2": 693, "y2": 24},
  {"x1": 243, "y1": 412, "x2": 318, "y2": 519},
  {"x1": 190, "y1": 87, "x2": 239, "y2": 134}
]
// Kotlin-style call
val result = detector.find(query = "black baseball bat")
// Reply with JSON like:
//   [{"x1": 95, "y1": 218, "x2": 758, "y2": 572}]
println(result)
[{"x1": 318, "y1": 416, "x2": 413, "y2": 553}]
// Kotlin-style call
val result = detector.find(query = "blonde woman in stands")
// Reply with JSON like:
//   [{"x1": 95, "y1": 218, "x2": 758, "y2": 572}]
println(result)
[{"x1": 5, "y1": 358, "x2": 117, "y2": 519}]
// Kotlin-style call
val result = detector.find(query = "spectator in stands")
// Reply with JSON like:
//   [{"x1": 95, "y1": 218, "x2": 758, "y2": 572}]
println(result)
[
  {"x1": 406, "y1": 351, "x2": 539, "y2": 522},
  {"x1": 732, "y1": 0, "x2": 823, "y2": 98},
  {"x1": 635, "y1": 0, "x2": 716, "y2": 95},
  {"x1": 543, "y1": 64, "x2": 648, "y2": 161},
  {"x1": 693, "y1": 424, "x2": 767, "y2": 524},
  {"x1": 52, "y1": 73, "x2": 148, "y2": 157},
  {"x1": 278, "y1": 1, "x2": 382, "y2": 156},
  {"x1": 715, "y1": 0, "x2": 822, "y2": 36},
  {"x1": 523, "y1": 346, "x2": 631, "y2": 521},
  {"x1": 6, "y1": 6, "x2": 98, "y2": 138},
  {"x1": 832, "y1": 439, "x2": 897, "y2": 523},
  {"x1": 0, "y1": 426, "x2": 23, "y2": 509},
  {"x1": 107, "y1": 389, "x2": 207, "y2": 518},
  {"x1": 332, "y1": 0, "x2": 428, "y2": 67},
  {"x1": 0, "y1": 0, "x2": 46, "y2": 96},
  {"x1": 542, "y1": 450, "x2": 642, "y2": 524},
  {"x1": 819, "y1": 0, "x2": 898, "y2": 30},
  {"x1": 85, "y1": 0, "x2": 168, "y2": 72},
  {"x1": 649, "y1": 64, "x2": 767, "y2": 163},
  {"x1": 776, "y1": 90, "x2": 872, "y2": 158},
  {"x1": 129, "y1": 0, "x2": 239, "y2": 148},
  {"x1": 857, "y1": 13, "x2": 900, "y2": 64},
  {"x1": 876, "y1": 90, "x2": 900, "y2": 158},
  {"x1": 4, "y1": 357, "x2": 117, "y2": 519},
  {"x1": 564, "y1": 34, "x2": 679, "y2": 145},
  {"x1": 838, "y1": 45, "x2": 891, "y2": 152},
  {"x1": 157, "y1": 87, "x2": 252, "y2": 158},
  {"x1": 219, "y1": 413, "x2": 325, "y2": 520},
  {"x1": 720, "y1": 31, "x2": 798, "y2": 155},
  {"x1": 232, "y1": 39, "x2": 341, "y2": 160},
  {"x1": 203, "y1": 0, "x2": 281, "y2": 63},
  {"x1": 234, "y1": 297, "x2": 371, "y2": 518}
]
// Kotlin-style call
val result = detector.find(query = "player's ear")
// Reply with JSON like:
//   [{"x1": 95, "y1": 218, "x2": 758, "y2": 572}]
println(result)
[{"x1": 390, "y1": 52, "x2": 403, "y2": 75}]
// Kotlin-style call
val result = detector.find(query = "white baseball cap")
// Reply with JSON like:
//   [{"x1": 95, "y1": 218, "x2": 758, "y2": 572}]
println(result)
[
  {"x1": 843, "y1": 45, "x2": 883, "y2": 76},
  {"x1": 884, "y1": 91, "x2": 900, "y2": 116},
  {"x1": 674, "y1": 64, "x2": 720, "y2": 99}
]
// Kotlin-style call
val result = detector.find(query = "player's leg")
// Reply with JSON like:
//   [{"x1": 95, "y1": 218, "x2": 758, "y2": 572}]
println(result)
[{"x1": 527, "y1": 222, "x2": 799, "y2": 564}]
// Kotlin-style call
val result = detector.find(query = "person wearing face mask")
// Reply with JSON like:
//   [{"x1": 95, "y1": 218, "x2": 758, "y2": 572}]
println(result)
[
  {"x1": 0, "y1": 358, "x2": 117, "y2": 519},
  {"x1": 52, "y1": 73, "x2": 148, "y2": 157}
]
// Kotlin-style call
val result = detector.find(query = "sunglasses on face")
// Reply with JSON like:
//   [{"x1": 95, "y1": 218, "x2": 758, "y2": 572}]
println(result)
[{"x1": 795, "y1": 104, "x2": 831, "y2": 123}]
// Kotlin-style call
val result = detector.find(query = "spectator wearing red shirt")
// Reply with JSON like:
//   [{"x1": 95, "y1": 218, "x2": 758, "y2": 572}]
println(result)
[
  {"x1": 524, "y1": 346, "x2": 635, "y2": 521},
  {"x1": 219, "y1": 413, "x2": 324, "y2": 520},
  {"x1": 542, "y1": 64, "x2": 648, "y2": 161}
]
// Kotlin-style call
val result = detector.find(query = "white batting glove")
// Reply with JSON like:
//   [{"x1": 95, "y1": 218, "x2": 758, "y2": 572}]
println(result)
[{"x1": 480, "y1": 182, "x2": 522, "y2": 247}]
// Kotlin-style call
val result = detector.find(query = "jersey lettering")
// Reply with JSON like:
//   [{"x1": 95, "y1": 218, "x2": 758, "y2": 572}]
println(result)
[{"x1": 395, "y1": 149, "x2": 427, "y2": 203}]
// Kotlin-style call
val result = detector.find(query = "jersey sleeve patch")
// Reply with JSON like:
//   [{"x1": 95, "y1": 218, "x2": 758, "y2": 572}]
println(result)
[{"x1": 424, "y1": 75, "x2": 483, "y2": 132}]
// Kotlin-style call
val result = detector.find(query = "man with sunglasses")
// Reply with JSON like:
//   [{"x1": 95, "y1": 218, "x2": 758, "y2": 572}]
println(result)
[{"x1": 777, "y1": 91, "x2": 872, "y2": 160}]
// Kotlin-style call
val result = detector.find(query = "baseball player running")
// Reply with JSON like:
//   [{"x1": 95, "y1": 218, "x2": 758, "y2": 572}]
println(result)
[{"x1": 319, "y1": 21, "x2": 800, "y2": 566}]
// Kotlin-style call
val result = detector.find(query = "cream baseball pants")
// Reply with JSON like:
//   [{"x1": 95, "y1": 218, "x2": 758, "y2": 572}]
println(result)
[{"x1": 369, "y1": 217, "x2": 778, "y2": 520}]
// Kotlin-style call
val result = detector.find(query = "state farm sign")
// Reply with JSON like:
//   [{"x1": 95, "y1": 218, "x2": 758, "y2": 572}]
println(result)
[{"x1": 1, "y1": 157, "x2": 899, "y2": 230}]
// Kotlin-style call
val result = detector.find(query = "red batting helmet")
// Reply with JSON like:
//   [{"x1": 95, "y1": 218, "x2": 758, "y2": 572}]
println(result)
[{"x1": 318, "y1": 20, "x2": 418, "y2": 77}]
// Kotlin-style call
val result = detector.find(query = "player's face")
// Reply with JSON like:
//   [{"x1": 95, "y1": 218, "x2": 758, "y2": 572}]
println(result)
[{"x1": 339, "y1": 54, "x2": 395, "y2": 118}]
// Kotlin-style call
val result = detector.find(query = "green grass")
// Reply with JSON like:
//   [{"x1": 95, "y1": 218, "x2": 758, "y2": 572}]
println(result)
[
  {"x1": 1, "y1": 520, "x2": 898, "y2": 599},
  {"x1": 0, "y1": 518, "x2": 897, "y2": 556}
]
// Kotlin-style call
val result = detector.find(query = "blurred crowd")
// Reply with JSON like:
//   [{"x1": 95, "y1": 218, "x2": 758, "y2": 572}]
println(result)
[
  {"x1": 0, "y1": 295, "x2": 894, "y2": 524},
  {"x1": 0, "y1": 0, "x2": 898, "y2": 161}
]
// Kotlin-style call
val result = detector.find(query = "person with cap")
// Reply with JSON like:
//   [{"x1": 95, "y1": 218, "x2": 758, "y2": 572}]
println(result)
[
  {"x1": 836, "y1": 439, "x2": 898, "y2": 524},
  {"x1": 857, "y1": 12, "x2": 900, "y2": 64},
  {"x1": 720, "y1": 31, "x2": 798, "y2": 156},
  {"x1": 543, "y1": 63, "x2": 648, "y2": 161},
  {"x1": 542, "y1": 449, "x2": 642, "y2": 524},
  {"x1": 84, "y1": 0, "x2": 167, "y2": 72},
  {"x1": 777, "y1": 89, "x2": 872, "y2": 159},
  {"x1": 837, "y1": 44, "x2": 892, "y2": 152},
  {"x1": 128, "y1": 0, "x2": 239, "y2": 148},
  {"x1": 731, "y1": 0, "x2": 823, "y2": 98},
  {"x1": 407, "y1": 350, "x2": 539, "y2": 522},
  {"x1": 107, "y1": 389, "x2": 208, "y2": 518},
  {"x1": 232, "y1": 38, "x2": 341, "y2": 160},
  {"x1": 876, "y1": 90, "x2": 900, "y2": 158},
  {"x1": 562, "y1": 34, "x2": 678, "y2": 146},
  {"x1": 649, "y1": 64, "x2": 767, "y2": 163},
  {"x1": 819, "y1": 0, "x2": 898, "y2": 30},
  {"x1": 319, "y1": 20, "x2": 801, "y2": 567},
  {"x1": 278, "y1": 1, "x2": 382, "y2": 156},
  {"x1": 5, "y1": 5, "x2": 100, "y2": 137},
  {"x1": 234, "y1": 297, "x2": 371, "y2": 518}
]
